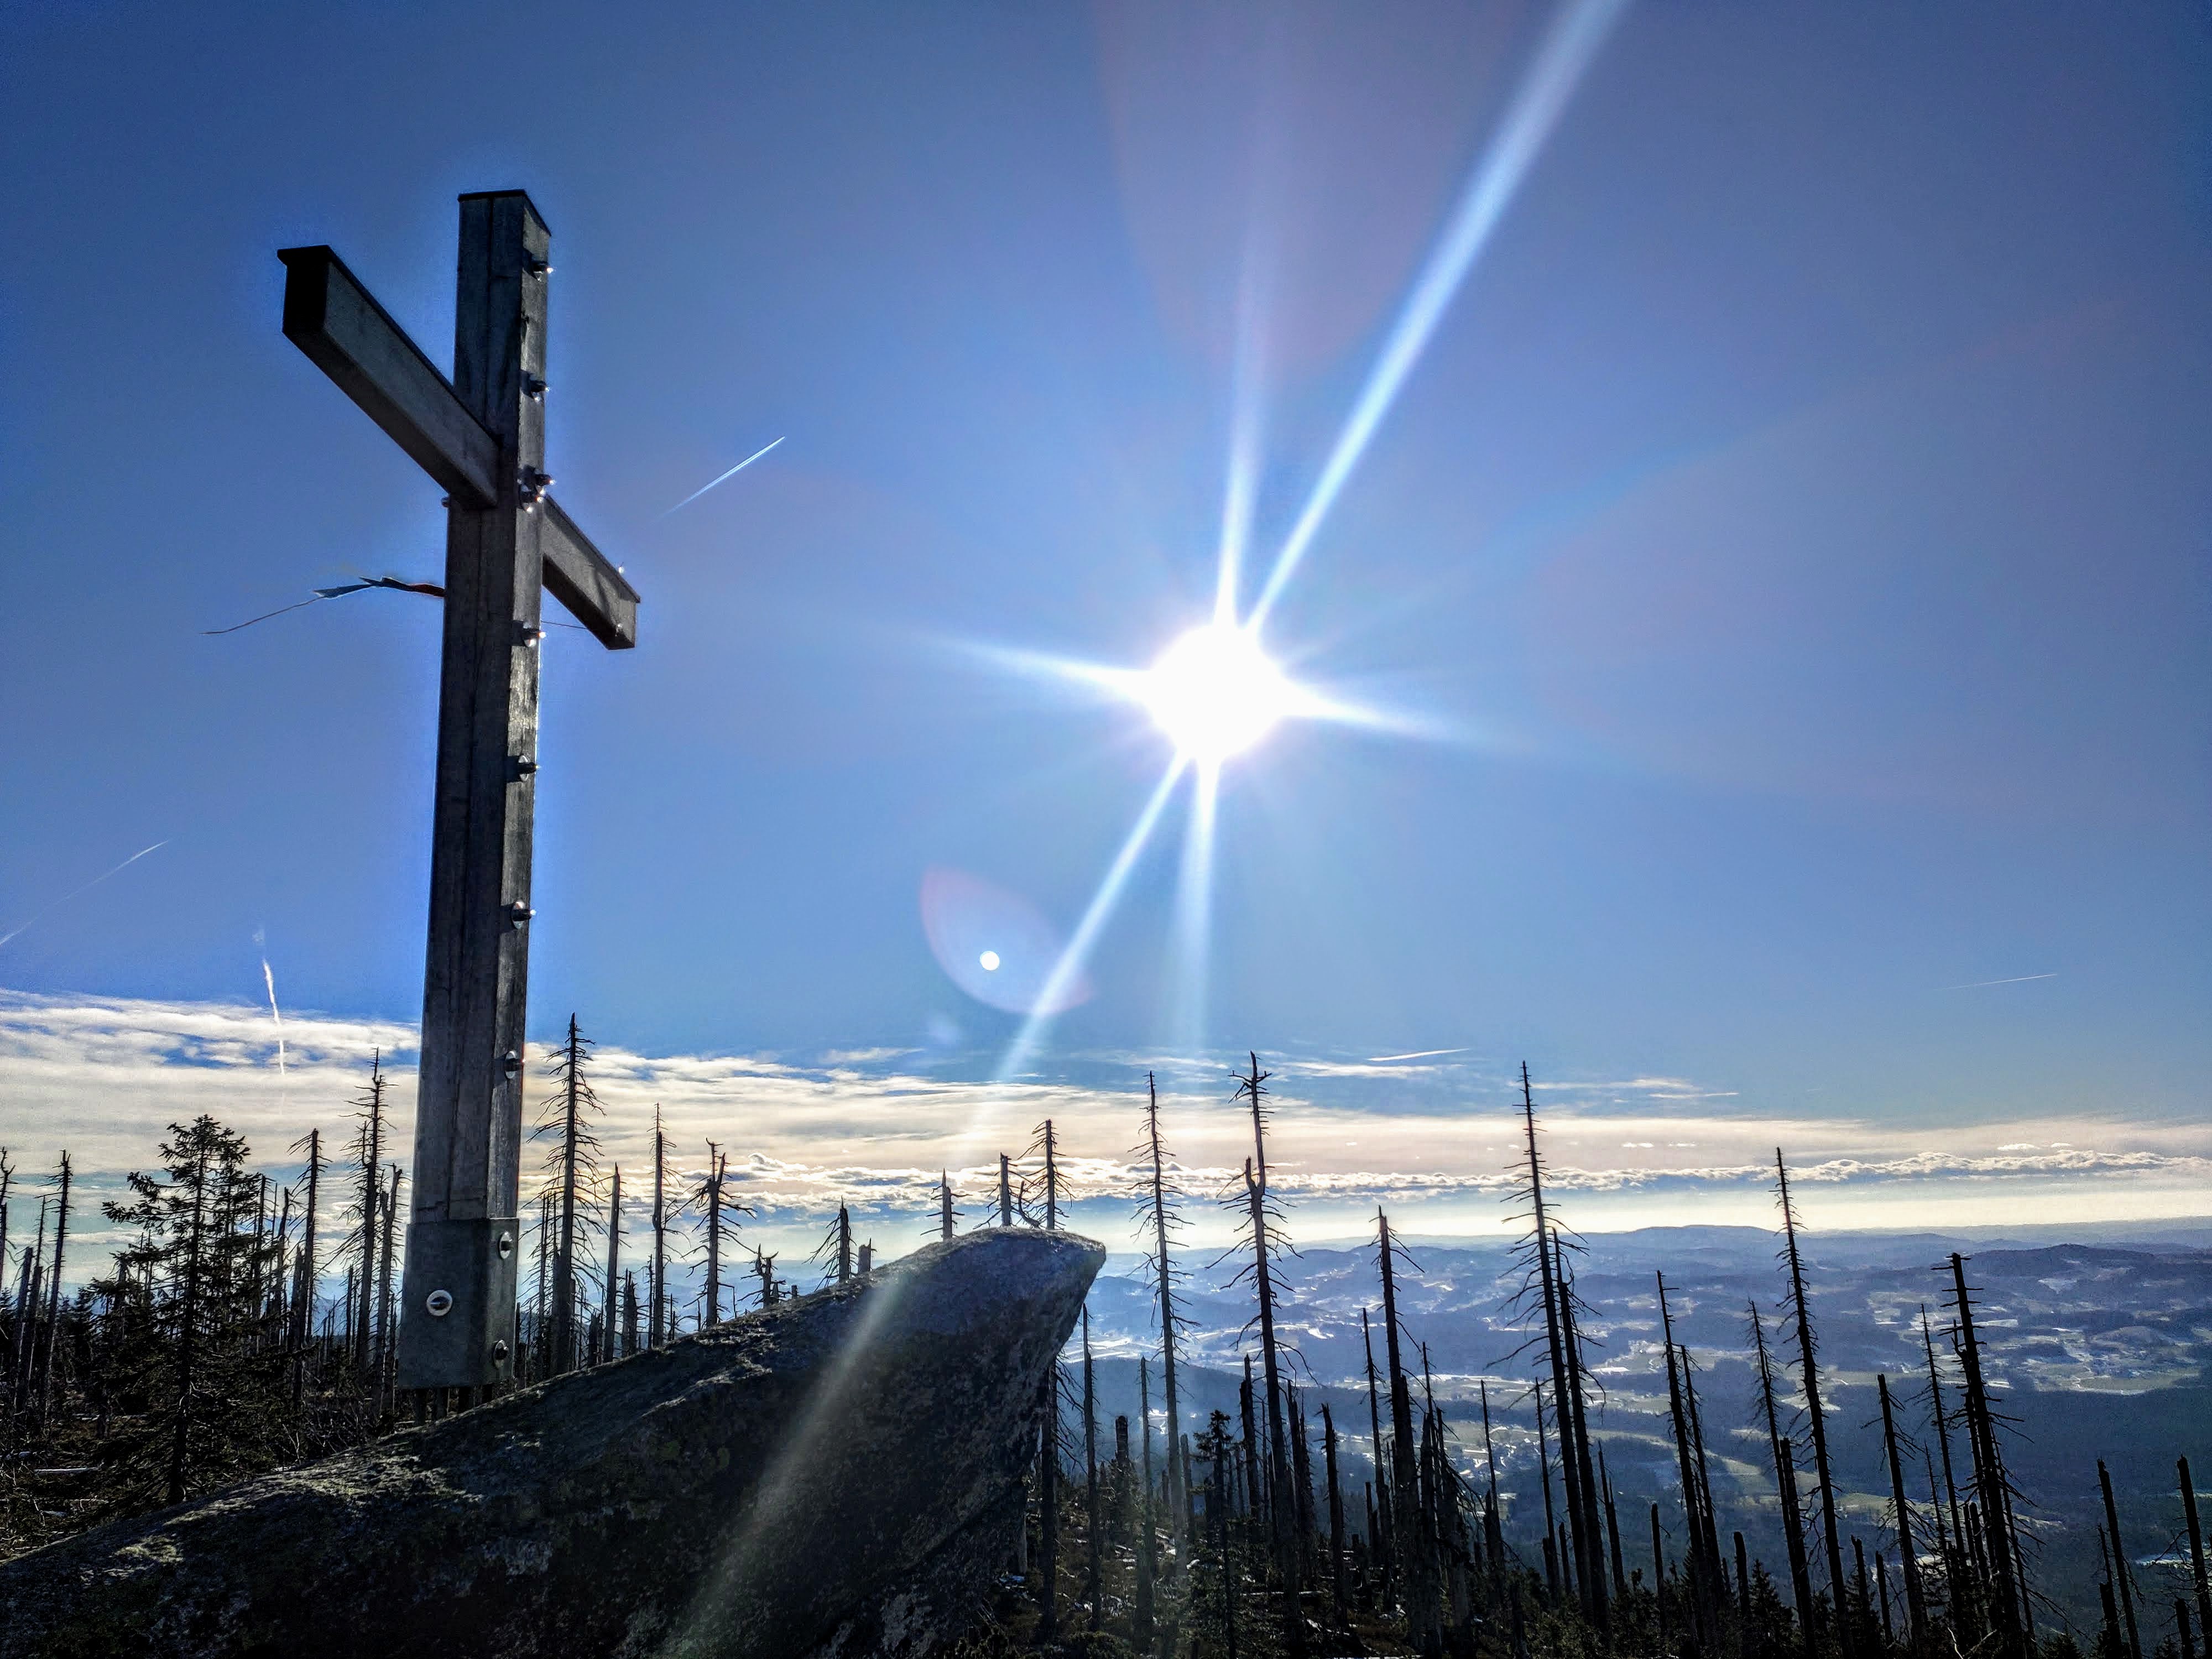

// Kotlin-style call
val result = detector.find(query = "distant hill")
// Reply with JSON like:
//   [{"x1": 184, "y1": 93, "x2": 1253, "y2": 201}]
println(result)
[{"x1": 1073, "y1": 1219, "x2": 2212, "y2": 1632}]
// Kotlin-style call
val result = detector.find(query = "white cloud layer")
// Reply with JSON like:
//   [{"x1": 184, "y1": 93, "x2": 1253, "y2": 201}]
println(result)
[{"x1": 2, "y1": 989, "x2": 2206, "y2": 1281}]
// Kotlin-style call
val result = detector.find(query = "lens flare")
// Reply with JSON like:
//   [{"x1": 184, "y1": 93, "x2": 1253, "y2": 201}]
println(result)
[
  {"x1": 1141, "y1": 624, "x2": 1293, "y2": 763},
  {"x1": 921, "y1": 868, "x2": 1091, "y2": 1016}
]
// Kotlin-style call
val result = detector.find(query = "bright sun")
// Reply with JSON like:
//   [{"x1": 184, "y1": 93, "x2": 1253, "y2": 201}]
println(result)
[{"x1": 1141, "y1": 623, "x2": 1295, "y2": 764}]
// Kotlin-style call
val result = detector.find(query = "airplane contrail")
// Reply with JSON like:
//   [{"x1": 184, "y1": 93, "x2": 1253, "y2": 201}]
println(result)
[
  {"x1": 662, "y1": 436, "x2": 785, "y2": 517},
  {"x1": 1940, "y1": 972, "x2": 2058, "y2": 991},
  {"x1": 257, "y1": 931, "x2": 288, "y2": 1086},
  {"x1": 0, "y1": 840, "x2": 170, "y2": 950},
  {"x1": 1367, "y1": 1047, "x2": 1472, "y2": 1063}
]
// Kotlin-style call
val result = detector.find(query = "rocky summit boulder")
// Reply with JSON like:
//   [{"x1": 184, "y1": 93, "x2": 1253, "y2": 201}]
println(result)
[{"x1": 0, "y1": 1227, "x2": 1104, "y2": 1659}]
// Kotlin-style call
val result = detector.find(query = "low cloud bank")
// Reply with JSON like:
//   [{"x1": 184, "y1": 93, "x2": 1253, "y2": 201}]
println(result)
[{"x1": 4, "y1": 989, "x2": 2205, "y2": 1279}]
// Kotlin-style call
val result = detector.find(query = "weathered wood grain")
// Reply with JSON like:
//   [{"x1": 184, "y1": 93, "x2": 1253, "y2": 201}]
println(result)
[
  {"x1": 542, "y1": 495, "x2": 639, "y2": 649},
  {"x1": 278, "y1": 191, "x2": 637, "y2": 1389},
  {"x1": 278, "y1": 246, "x2": 500, "y2": 508}
]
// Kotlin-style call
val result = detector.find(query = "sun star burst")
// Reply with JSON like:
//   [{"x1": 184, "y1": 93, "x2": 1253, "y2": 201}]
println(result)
[{"x1": 1140, "y1": 623, "x2": 1294, "y2": 765}]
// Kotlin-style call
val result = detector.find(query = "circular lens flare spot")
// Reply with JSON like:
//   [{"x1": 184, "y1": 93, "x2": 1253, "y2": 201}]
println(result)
[
  {"x1": 920, "y1": 868, "x2": 1092, "y2": 1015},
  {"x1": 1142, "y1": 623, "x2": 1292, "y2": 762}
]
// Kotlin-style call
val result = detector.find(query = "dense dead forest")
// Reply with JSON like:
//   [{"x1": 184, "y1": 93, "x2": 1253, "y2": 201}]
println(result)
[{"x1": 3, "y1": 1031, "x2": 2208, "y2": 1659}]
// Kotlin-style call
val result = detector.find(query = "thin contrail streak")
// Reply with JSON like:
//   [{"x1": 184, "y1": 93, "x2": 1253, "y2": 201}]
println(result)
[
  {"x1": 261, "y1": 958, "x2": 288, "y2": 1081},
  {"x1": 661, "y1": 436, "x2": 785, "y2": 517},
  {"x1": 1940, "y1": 973, "x2": 2057, "y2": 992},
  {"x1": 0, "y1": 840, "x2": 170, "y2": 950},
  {"x1": 254, "y1": 925, "x2": 288, "y2": 1096},
  {"x1": 1366, "y1": 1046, "x2": 1472, "y2": 1063},
  {"x1": 995, "y1": 758, "x2": 1190, "y2": 1084},
  {"x1": 1248, "y1": 0, "x2": 1630, "y2": 632}
]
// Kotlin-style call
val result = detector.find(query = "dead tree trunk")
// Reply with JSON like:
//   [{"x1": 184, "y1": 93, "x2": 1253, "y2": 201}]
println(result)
[
  {"x1": 1522, "y1": 1071, "x2": 1600, "y2": 1620},
  {"x1": 288, "y1": 1129, "x2": 320, "y2": 1408},
  {"x1": 0, "y1": 1150, "x2": 11, "y2": 1334},
  {"x1": 1659, "y1": 1273, "x2": 1714, "y2": 1639},
  {"x1": 2102, "y1": 1459, "x2": 2143, "y2": 1659},
  {"x1": 1537, "y1": 1379, "x2": 1562, "y2": 1604},
  {"x1": 1293, "y1": 1387, "x2": 1320, "y2": 1588},
  {"x1": 35, "y1": 1152, "x2": 72, "y2": 1422},
  {"x1": 552, "y1": 1016, "x2": 587, "y2": 1371},
  {"x1": 1027, "y1": 1120, "x2": 1059, "y2": 1231},
  {"x1": 1949, "y1": 1251, "x2": 2026, "y2": 1659},
  {"x1": 1136, "y1": 1357, "x2": 1158, "y2": 1643},
  {"x1": 351, "y1": 1054, "x2": 384, "y2": 1370},
  {"x1": 2183, "y1": 1457, "x2": 2212, "y2": 1647},
  {"x1": 1322, "y1": 1402, "x2": 1350, "y2": 1630},
  {"x1": 1599, "y1": 1441, "x2": 1627, "y2": 1599},
  {"x1": 1243, "y1": 1158, "x2": 1305, "y2": 1656},
  {"x1": 374, "y1": 1165, "x2": 401, "y2": 1403},
  {"x1": 1379, "y1": 1209, "x2": 1442, "y2": 1653},
  {"x1": 650, "y1": 1109, "x2": 667, "y2": 1349},
  {"x1": 1037, "y1": 1354, "x2": 1062, "y2": 1642},
  {"x1": 700, "y1": 1144, "x2": 728, "y2": 1327},
  {"x1": 1779, "y1": 1151, "x2": 1851, "y2": 1652},
  {"x1": 13, "y1": 1198, "x2": 45, "y2": 1413},
  {"x1": 1242, "y1": 1354, "x2": 1262, "y2": 1519},
  {"x1": 1142, "y1": 1072, "x2": 1189, "y2": 1545},
  {"x1": 1681, "y1": 1337, "x2": 1726, "y2": 1599},
  {"x1": 1364, "y1": 1306, "x2": 1395, "y2": 1590},
  {"x1": 1922, "y1": 1306, "x2": 1965, "y2": 1550},
  {"x1": 1207, "y1": 1412, "x2": 1240, "y2": 1659},
  {"x1": 1879, "y1": 1373, "x2": 1928, "y2": 1648},
  {"x1": 1553, "y1": 1225, "x2": 1610, "y2": 1631},
  {"x1": 599, "y1": 1165, "x2": 621, "y2": 1366},
  {"x1": 1752, "y1": 1299, "x2": 1818, "y2": 1642}
]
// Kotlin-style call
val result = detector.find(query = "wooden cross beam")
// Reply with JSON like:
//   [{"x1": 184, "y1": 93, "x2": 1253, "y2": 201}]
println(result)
[{"x1": 278, "y1": 190, "x2": 638, "y2": 1390}]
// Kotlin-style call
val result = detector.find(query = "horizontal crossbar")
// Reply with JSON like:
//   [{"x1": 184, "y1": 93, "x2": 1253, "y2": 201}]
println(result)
[
  {"x1": 541, "y1": 495, "x2": 638, "y2": 650},
  {"x1": 280, "y1": 244, "x2": 637, "y2": 650},
  {"x1": 279, "y1": 245, "x2": 500, "y2": 509}
]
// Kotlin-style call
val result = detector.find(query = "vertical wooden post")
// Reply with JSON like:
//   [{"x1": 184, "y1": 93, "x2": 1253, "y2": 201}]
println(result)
[{"x1": 397, "y1": 190, "x2": 550, "y2": 1390}]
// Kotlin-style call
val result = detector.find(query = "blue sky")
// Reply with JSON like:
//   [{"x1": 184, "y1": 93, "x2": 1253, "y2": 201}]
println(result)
[{"x1": 2, "y1": 2, "x2": 2208, "y2": 1235}]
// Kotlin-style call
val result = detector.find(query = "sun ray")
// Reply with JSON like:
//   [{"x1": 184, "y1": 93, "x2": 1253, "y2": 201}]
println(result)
[
  {"x1": 993, "y1": 755, "x2": 1190, "y2": 1083},
  {"x1": 949, "y1": 639, "x2": 1154, "y2": 703},
  {"x1": 1247, "y1": 0, "x2": 1629, "y2": 633},
  {"x1": 1214, "y1": 259, "x2": 1270, "y2": 627},
  {"x1": 934, "y1": 0, "x2": 1635, "y2": 1068},
  {"x1": 1167, "y1": 759, "x2": 1222, "y2": 1060}
]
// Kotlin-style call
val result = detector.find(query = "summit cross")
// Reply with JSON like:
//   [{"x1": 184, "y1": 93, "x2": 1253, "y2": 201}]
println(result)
[{"x1": 277, "y1": 190, "x2": 638, "y2": 1392}]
